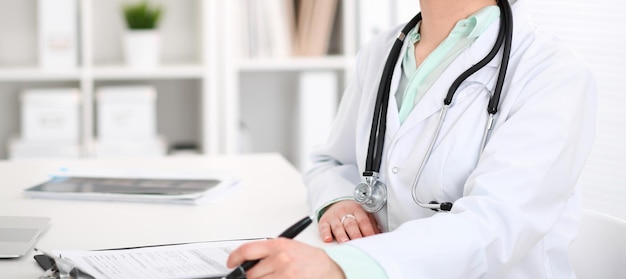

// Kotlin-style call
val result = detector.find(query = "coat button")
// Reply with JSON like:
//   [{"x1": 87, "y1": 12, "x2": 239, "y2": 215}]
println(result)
[{"x1": 392, "y1": 167, "x2": 399, "y2": 174}]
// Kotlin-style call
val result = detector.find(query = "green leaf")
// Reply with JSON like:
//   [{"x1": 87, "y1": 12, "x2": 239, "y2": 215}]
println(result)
[{"x1": 122, "y1": 0, "x2": 163, "y2": 30}]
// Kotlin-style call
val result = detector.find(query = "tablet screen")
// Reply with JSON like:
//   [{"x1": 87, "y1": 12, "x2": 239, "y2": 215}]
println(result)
[{"x1": 26, "y1": 177, "x2": 221, "y2": 196}]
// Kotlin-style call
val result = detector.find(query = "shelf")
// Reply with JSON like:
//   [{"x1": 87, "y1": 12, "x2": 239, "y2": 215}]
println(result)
[
  {"x1": 0, "y1": 64, "x2": 208, "y2": 82},
  {"x1": 237, "y1": 56, "x2": 352, "y2": 72},
  {"x1": 0, "y1": 0, "x2": 358, "y2": 162},
  {"x1": 92, "y1": 64, "x2": 206, "y2": 80},
  {"x1": 0, "y1": 67, "x2": 81, "y2": 82}
]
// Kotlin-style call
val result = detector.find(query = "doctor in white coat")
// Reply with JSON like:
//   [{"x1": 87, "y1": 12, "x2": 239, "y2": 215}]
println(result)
[{"x1": 226, "y1": 0, "x2": 597, "y2": 278}]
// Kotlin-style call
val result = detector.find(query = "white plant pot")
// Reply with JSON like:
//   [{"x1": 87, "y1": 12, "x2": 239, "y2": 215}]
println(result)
[{"x1": 124, "y1": 30, "x2": 160, "y2": 68}]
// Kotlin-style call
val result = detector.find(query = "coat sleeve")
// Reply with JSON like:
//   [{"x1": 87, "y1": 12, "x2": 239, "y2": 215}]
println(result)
[
  {"x1": 341, "y1": 41, "x2": 597, "y2": 277},
  {"x1": 303, "y1": 25, "x2": 400, "y2": 217},
  {"x1": 303, "y1": 48, "x2": 367, "y2": 213}
]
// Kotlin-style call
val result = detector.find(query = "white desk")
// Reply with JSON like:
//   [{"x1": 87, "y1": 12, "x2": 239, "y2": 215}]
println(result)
[{"x1": 0, "y1": 153, "x2": 325, "y2": 278}]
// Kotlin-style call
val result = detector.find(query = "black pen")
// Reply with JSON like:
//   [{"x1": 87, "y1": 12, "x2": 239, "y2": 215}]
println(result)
[{"x1": 223, "y1": 215, "x2": 313, "y2": 279}]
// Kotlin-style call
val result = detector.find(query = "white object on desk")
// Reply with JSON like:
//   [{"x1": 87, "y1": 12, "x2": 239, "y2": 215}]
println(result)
[
  {"x1": 23, "y1": 167, "x2": 241, "y2": 205},
  {"x1": 0, "y1": 216, "x2": 51, "y2": 259}
]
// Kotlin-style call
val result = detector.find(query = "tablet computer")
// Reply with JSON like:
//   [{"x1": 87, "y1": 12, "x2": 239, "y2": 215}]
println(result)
[{"x1": 23, "y1": 176, "x2": 225, "y2": 204}]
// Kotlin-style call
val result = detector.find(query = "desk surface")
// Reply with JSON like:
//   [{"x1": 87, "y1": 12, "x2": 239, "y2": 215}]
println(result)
[{"x1": 0, "y1": 153, "x2": 325, "y2": 278}]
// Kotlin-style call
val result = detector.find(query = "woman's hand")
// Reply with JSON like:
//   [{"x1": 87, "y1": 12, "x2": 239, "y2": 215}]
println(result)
[
  {"x1": 226, "y1": 238, "x2": 345, "y2": 279},
  {"x1": 319, "y1": 200, "x2": 381, "y2": 243}
]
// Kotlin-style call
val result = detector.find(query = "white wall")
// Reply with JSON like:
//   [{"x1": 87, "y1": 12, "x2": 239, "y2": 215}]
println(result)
[{"x1": 527, "y1": 0, "x2": 626, "y2": 220}]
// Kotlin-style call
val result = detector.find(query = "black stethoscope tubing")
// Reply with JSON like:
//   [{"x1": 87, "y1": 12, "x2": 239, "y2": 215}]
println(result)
[
  {"x1": 362, "y1": 0, "x2": 513, "y2": 211},
  {"x1": 363, "y1": 13, "x2": 422, "y2": 177}
]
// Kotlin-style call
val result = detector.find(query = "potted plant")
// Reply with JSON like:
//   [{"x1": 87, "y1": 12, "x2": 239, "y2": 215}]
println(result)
[{"x1": 122, "y1": 1, "x2": 163, "y2": 68}]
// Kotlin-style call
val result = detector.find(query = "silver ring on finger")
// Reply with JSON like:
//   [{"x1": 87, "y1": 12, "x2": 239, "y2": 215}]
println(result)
[{"x1": 340, "y1": 214, "x2": 356, "y2": 225}]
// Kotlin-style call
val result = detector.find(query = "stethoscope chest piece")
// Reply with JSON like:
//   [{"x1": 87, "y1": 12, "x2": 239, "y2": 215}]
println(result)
[{"x1": 354, "y1": 174, "x2": 387, "y2": 212}]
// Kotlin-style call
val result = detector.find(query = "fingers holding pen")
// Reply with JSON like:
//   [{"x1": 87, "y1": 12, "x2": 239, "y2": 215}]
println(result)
[
  {"x1": 236, "y1": 239, "x2": 292, "y2": 279},
  {"x1": 226, "y1": 240, "x2": 270, "y2": 269},
  {"x1": 226, "y1": 238, "x2": 345, "y2": 279}
]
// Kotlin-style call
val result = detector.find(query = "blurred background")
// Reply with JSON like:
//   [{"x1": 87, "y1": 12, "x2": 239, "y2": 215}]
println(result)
[{"x1": 0, "y1": 0, "x2": 624, "y2": 219}]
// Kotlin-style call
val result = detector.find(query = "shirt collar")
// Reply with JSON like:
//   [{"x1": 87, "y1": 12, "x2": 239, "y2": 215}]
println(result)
[
  {"x1": 405, "y1": 5, "x2": 500, "y2": 40},
  {"x1": 403, "y1": 22, "x2": 421, "y2": 79},
  {"x1": 402, "y1": 5, "x2": 500, "y2": 77},
  {"x1": 467, "y1": 5, "x2": 500, "y2": 38}
]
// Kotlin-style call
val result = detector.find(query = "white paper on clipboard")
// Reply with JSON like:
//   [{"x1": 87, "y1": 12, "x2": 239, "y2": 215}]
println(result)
[{"x1": 48, "y1": 239, "x2": 263, "y2": 279}]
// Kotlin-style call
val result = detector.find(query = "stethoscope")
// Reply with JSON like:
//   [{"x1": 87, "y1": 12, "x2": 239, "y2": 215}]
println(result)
[{"x1": 354, "y1": 0, "x2": 513, "y2": 213}]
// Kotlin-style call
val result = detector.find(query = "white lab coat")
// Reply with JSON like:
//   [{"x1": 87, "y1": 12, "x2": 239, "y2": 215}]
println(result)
[{"x1": 304, "y1": 1, "x2": 596, "y2": 278}]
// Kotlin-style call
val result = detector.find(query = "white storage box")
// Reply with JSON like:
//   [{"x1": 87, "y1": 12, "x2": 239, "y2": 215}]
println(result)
[
  {"x1": 8, "y1": 136, "x2": 81, "y2": 160},
  {"x1": 38, "y1": 0, "x2": 78, "y2": 70},
  {"x1": 90, "y1": 136, "x2": 167, "y2": 158},
  {"x1": 97, "y1": 86, "x2": 157, "y2": 141},
  {"x1": 20, "y1": 88, "x2": 80, "y2": 142}
]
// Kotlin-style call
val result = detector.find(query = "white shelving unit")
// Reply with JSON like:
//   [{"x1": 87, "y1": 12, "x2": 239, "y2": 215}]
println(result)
[
  {"x1": 0, "y1": 0, "x2": 220, "y2": 159},
  {"x1": 219, "y1": 0, "x2": 358, "y2": 168},
  {"x1": 0, "y1": 0, "x2": 384, "y2": 166}
]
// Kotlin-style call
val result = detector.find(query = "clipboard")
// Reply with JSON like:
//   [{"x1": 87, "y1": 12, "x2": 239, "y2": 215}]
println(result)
[
  {"x1": 34, "y1": 239, "x2": 261, "y2": 279},
  {"x1": 34, "y1": 254, "x2": 231, "y2": 279}
]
